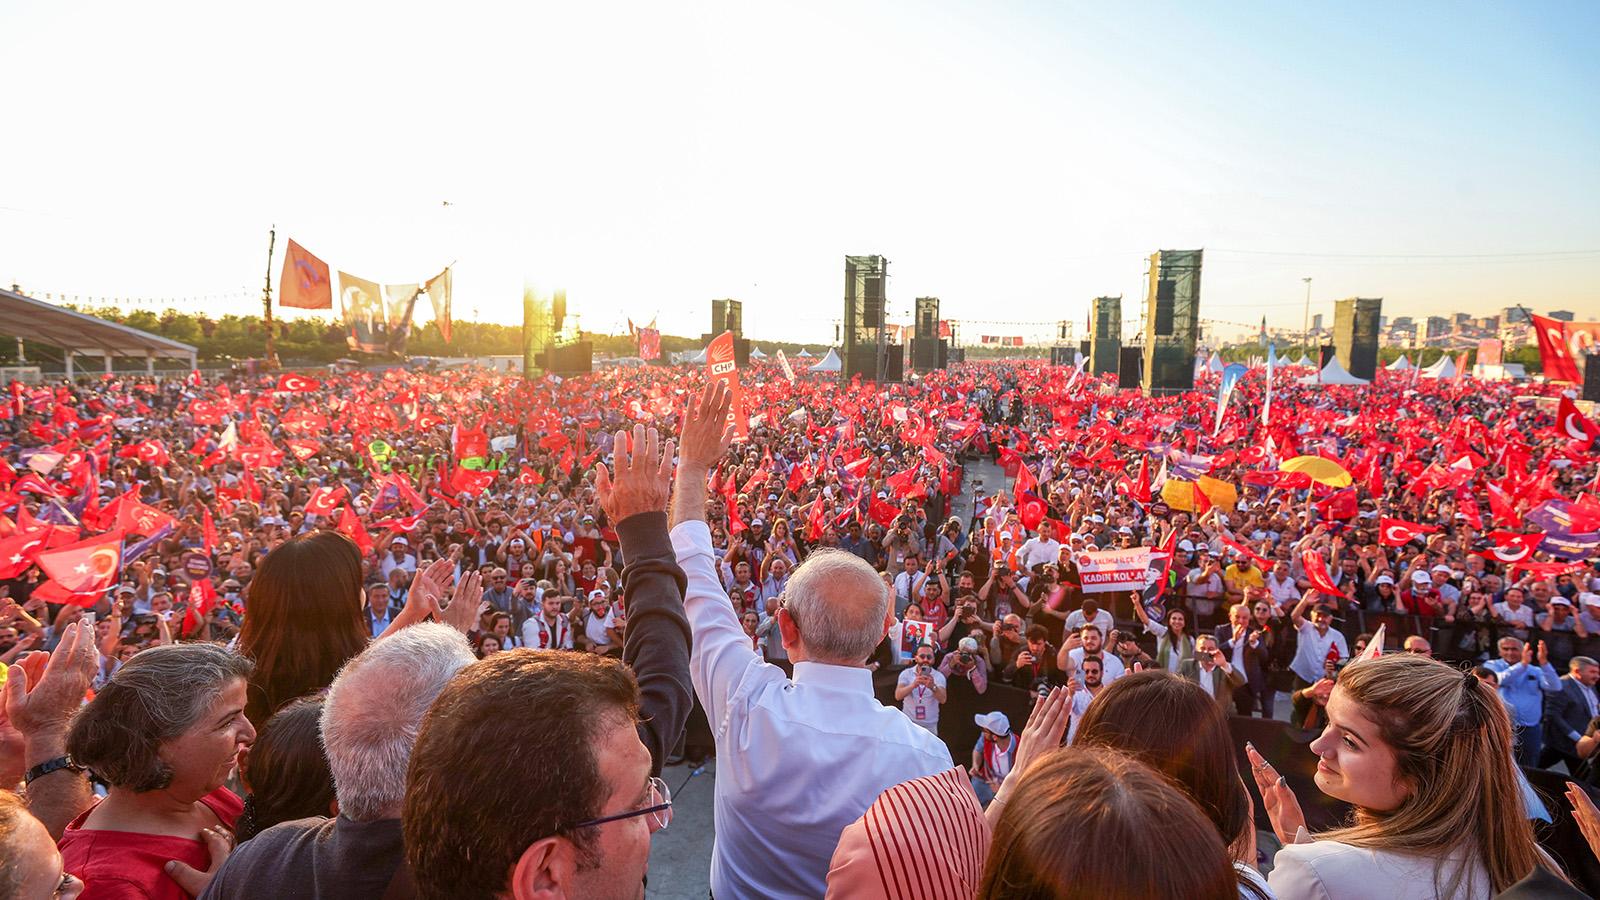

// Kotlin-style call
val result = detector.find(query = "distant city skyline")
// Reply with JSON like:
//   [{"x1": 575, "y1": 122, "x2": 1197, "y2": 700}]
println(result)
[{"x1": 2, "y1": 1, "x2": 1597, "y2": 345}]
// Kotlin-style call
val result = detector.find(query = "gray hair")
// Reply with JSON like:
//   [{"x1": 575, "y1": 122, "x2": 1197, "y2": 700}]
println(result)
[
  {"x1": 782, "y1": 549, "x2": 889, "y2": 664},
  {"x1": 321, "y1": 623, "x2": 474, "y2": 820},
  {"x1": 1572, "y1": 656, "x2": 1598, "y2": 672},
  {"x1": 67, "y1": 643, "x2": 254, "y2": 792}
]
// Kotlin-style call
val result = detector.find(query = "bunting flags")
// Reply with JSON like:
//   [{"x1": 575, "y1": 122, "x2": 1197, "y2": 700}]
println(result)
[{"x1": 278, "y1": 239, "x2": 333, "y2": 309}]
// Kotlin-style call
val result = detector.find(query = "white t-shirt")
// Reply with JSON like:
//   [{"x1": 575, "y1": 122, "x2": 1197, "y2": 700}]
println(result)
[
  {"x1": 584, "y1": 609, "x2": 616, "y2": 648},
  {"x1": 896, "y1": 665, "x2": 947, "y2": 729}
]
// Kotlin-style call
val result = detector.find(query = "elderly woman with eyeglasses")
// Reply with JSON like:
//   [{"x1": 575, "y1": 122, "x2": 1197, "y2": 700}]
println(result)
[{"x1": 58, "y1": 643, "x2": 256, "y2": 899}]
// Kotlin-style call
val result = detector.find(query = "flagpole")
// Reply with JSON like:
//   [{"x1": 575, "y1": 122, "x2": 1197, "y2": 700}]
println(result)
[{"x1": 262, "y1": 225, "x2": 279, "y2": 369}]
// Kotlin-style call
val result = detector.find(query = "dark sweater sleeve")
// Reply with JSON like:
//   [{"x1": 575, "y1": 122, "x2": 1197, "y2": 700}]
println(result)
[{"x1": 618, "y1": 511, "x2": 692, "y2": 775}]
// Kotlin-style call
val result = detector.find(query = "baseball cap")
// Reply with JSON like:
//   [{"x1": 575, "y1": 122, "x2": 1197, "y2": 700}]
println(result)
[
  {"x1": 1375, "y1": 573, "x2": 1395, "y2": 586},
  {"x1": 974, "y1": 711, "x2": 1011, "y2": 736},
  {"x1": 1551, "y1": 597, "x2": 1573, "y2": 607},
  {"x1": 588, "y1": 589, "x2": 608, "y2": 601},
  {"x1": 1411, "y1": 570, "x2": 1432, "y2": 584},
  {"x1": 1580, "y1": 592, "x2": 1600, "y2": 608},
  {"x1": 391, "y1": 536, "x2": 409, "y2": 546}
]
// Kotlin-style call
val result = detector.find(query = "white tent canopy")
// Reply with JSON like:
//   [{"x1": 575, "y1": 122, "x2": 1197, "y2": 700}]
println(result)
[
  {"x1": 1293, "y1": 354, "x2": 1314, "y2": 367},
  {"x1": 685, "y1": 348, "x2": 707, "y2": 364},
  {"x1": 795, "y1": 348, "x2": 815, "y2": 358},
  {"x1": 1386, "y1": 355, "x2": 1412, "y2": 371},
  {"x1": 809, "y1": 348, "x2": 841, "y2": 372},
  {"x1": 1300, "y1": 355, "x2": 1370, "y2": 385},
  {"x1": 1420, "y1": 354, "x2": 1457, "y2": 379},
  {"x1": 1206, "y1": 352, "x2": 1225, "y2": 373},
  {"x1": 749, "y1": 347, "x2": 767, "y2": 360}
]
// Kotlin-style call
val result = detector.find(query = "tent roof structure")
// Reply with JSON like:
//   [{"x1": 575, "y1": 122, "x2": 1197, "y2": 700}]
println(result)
[
  {"x1": 1386, "y1": 355, "x2": 1412, "y2": 371},
  {"x1": 1299, "y1": 355, "x2": 1370, "y2": 385},
  {"x1": 0, "y1": 287, "x2": 197, "y2": 361},
  {"x1": 809, "y1": 348, "x2": 841, "y2": 372}
]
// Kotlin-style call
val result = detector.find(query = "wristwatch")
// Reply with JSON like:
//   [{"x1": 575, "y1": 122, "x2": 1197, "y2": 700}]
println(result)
[{"x1": 24, "y1": 755, "x2": 83, "y2": 786}]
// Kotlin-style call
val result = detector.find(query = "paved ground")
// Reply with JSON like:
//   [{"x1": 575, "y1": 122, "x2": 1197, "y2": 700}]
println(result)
[{"x1": 646, "y1": 761, "x2": 716, "y2": 899}]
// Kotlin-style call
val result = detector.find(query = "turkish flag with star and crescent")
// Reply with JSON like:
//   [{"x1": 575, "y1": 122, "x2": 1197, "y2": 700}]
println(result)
[
  {"x1": 34, "y1": 531, "x2": 124, "y2": 596},
  {"x1": 1378, "y1": 517, "x2": 1439, "y2": 547},
  {"x1": 1533, "y1": 315, "x2": 1582, "y2": 384},
  {"x1": 1477, "y1": 531, "x2": 1545, "y2": 565},
  {"x1": 277, "y1": 372, "x2": 321, "y2": 392}
]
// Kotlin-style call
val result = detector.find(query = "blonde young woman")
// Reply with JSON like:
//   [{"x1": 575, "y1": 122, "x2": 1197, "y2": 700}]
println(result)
[{"x1": 1248, "y1": 654, "x2": 1563, "y2": 899}]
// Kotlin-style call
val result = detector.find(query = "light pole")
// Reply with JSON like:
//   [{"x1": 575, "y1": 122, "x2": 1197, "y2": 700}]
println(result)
[{"x1": 1301, "y1": 276, "x2": 1313, "y2": 354}]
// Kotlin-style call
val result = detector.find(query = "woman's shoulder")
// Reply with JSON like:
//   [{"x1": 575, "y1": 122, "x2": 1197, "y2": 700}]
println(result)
[
  {"x1": 200, "y1": 786, "x2": 245, "y2": 826},
  {"x1": 1270, "y1": 840, "x2": 1490, "y2": 900}
]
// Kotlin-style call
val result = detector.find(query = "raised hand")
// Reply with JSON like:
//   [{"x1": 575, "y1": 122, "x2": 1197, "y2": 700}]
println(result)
[
  {"x1": 1013, "y1": 687, "x2": 1070, "y2": 777},
  {"x1": 595, "y1": 424, "x2": 676, "y2": 522},
  {"x1": 679, "y1": 382, "x2": 734, "y2": 472},
  {"x1": 1566, "y1": 782, "x2": 1600, "y2": 860},
  {"x1": 441, "y1": 570, "x2": 486, "y2": 634},
  {"x1": 1246, "y1": 741, "x2": 1309, "y2": 844},
  {"x1": 401, "y1": 557, "x2": 458, "y2": 622},
  {"x1": 4, "y1": 615, "x2": 97, "y2": 737}
]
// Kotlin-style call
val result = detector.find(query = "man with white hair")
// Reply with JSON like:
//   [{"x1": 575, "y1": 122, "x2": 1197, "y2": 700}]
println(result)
[
  {"x1": 200, "y1": 623, "x2": 475, "y2": 899},
  {"x1": 672, "y1": 383, "x2": 952, "y2": 899}
]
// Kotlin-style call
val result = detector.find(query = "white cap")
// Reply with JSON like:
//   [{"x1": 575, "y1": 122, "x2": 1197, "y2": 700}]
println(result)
[
  {"x1": 1375, "y1": 573, "x2": 1395, "y2": 585},
  {"x1": 1410, "y1": 570, "x2": 1432, "y2": 584},
  {"x1": 974, "y1": 711, "x2": 1011, "y2": 736},
  {"x1": 588, "y1": 589, "x2": 608, "y2": 601},
  {"x1": 1551, "y1": 597, "x2": 1573, "y2": 607},
  {"x1": 1580, "y1": 592, "x2": 1600, "y2": 608}
]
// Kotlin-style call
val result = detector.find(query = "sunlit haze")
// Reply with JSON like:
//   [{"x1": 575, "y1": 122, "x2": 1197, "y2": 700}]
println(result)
[{"x1": 3, "y1": 0, "x2": 1597, "y2": 344}]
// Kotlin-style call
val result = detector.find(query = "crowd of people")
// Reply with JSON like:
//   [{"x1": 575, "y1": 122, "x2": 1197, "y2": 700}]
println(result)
[{"x1": 2, "y1": 351, "x2": 1600, "y2": 898}]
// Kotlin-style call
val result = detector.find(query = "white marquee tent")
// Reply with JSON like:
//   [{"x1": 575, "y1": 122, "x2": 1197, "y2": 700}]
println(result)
[
  {"x1": 808, "y1": 348, "x2": 841, "y2": 373},
  {"x1": 1299, "y1": 355, "x2": 1370, "y2": 385}
]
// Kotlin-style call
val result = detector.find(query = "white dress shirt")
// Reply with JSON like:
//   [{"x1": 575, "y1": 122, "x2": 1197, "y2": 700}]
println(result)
[{"x1": 673, "y1": 521, "x2": 953, "y2": 900}]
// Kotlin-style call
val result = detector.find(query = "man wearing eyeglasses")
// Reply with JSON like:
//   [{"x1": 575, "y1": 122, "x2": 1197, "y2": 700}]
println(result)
[
  {"x1": 669, "y1": 383, "x2": 953, "y2": 899},
  {"x1": 402, "y1": 423, "x2": 693, "y2": 900}
]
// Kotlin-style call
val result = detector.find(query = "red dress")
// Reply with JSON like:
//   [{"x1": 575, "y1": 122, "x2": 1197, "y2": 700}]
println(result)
[{"x1": 59, "y1": 787, "x2": 243, "y2": 900}]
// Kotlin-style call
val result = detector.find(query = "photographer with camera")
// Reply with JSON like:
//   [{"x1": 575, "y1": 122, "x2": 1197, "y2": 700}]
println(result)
[
  {"x1": 883, "y1": 515, "x2": 924, "y2": 572},
  {"x1": 979, "y1": 563, "x2": 1031, "y2": 622},
  {"x1": 936, "y1": 591, "x2": 992, "y2": 650},
  {"x1": 894, "y1": 644, "x2": 949, "y2": 733},
  {"x1": 1004, "y1": 624, "x2": 1064, "y2": 692}
]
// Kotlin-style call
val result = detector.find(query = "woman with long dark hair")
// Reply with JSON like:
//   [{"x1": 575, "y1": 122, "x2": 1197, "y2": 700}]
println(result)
[
  {"x1": 234, "y1": 697, "x2": 335, "y2": 842},
  {"x1": 1250, "y1": 654, "x2": 1565, "y2": 898},
  {"x1": 1073, "y1": 670, "x2": 1270, "y2": 897}
]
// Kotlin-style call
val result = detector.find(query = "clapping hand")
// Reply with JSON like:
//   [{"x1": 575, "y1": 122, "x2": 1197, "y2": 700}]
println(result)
[{"x1": 1566, "y1": 782, "x2": 1600, "y2": 859}]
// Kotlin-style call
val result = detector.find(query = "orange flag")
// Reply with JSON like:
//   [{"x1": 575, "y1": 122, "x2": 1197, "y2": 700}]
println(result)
[
  {"x1": 279, "y1": 239, "x2": 333, "y2": 309},
  {"x1": 705, "y1": 331, "x2": 749, "y2": 441}
]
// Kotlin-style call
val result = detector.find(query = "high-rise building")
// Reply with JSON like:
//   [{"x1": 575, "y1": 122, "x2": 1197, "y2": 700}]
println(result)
[
  {"x1": 1549, "y1": 310, "x2": 1576, "y2": 322},
  {"x1": 1503, "y1": 307, "x2": 1531, "y2": 324},
  {"x1": 1425, "y1": 316, "x2": 1451, "y2": 342},
  {"x1": 1311, "y1": 313, "x2": 1323, "y2": 334}
]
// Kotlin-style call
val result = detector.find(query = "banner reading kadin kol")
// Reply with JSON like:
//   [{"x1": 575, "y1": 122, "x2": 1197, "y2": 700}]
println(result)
[
  {"x1": 705, "y1": 331, "x2": 749, "y2": 441},
  {"x1": 339, "y1": 272, "x2": 388, "y2": 352},
  {"x1": 1076, "y1": 546, "x2": 1153, "y2": 594}
]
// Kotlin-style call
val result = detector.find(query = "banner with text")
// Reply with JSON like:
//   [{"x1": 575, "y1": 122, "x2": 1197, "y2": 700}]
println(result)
[
  {"x1": 1076, "y1": 546, "x2": 1154, "y2": 593},
  {"x1": 706, "y1": 331, "x2": 749, "y2": 441}
]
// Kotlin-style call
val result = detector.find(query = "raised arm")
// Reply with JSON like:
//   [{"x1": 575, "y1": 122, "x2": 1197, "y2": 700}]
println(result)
[
  {"x1": 670, "y1": 383, "x2": 763, "y2": 737},
  {"x1": 3, "y1": 616, "x2": 98, "y2": 839},
  {"x1": 596, "y1": 423, "x2": 692, "y2": 777}
]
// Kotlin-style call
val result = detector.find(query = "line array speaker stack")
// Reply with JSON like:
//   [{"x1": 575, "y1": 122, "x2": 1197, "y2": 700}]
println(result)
[
  {"x1": 1333, "y1": 296, "x2": 1382, "y2": 381},
  {"x1": 1089, "y1": 295, "x2": 1122, "y2": 377},
  {"x1": 1118, "y1": 346, "x2": 1143, "y2": 389},
  {"x1": 1141, "y1": 249, "x2": 1202, "y2": 395}
]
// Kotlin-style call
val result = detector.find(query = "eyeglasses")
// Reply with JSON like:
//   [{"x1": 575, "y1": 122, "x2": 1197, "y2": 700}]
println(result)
[{"x1": 566, "y1": 776, "x2": 673, "y2": 832}]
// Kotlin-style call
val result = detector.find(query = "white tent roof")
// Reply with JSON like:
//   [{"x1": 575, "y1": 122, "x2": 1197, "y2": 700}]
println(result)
[
  {"x1": 1299, "y1": 355, "x2": 1371, "y2": 385},
  {"x1": 1419, "y1": 354, "x2": 1457, "y2": 379},
  {"x1": 809, "y1": 348, "x2": 841, "y2": 372},
  {"x1": 795, "y1": 348, "x2": 815, "y2": 358},
  {"x1": 1293, "y1": 354, "x2": 1314, "y2": 367},
  {"x1": 1206, "y1": 352, "x2": 1225, "y2": 373},
  {"x1": 686, "y1": 348, "x2": 707, "y2": 364},
  {"x1": 749, "y1": 347, "x2": 767, "y2": 359},
  {"x1": 1386, "y1": 355, "x2": 1412, "y2": 371}
]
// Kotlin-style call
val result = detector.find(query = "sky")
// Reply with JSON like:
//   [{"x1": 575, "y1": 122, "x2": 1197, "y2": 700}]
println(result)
[{"x1": 2, "y1": 0, "x2": 1597, "y2": 345}]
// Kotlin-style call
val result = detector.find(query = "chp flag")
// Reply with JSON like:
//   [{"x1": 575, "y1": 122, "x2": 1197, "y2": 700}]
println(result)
[
  {"x1": 705, "y1": 331, "x2": 749, "y2": 441},
  {"x1": 278, "y1": 239, "x2": 333, "y2": 309},
  {"x1": 1076, "y1": 546, "x2": 1155, "y2": 594}
]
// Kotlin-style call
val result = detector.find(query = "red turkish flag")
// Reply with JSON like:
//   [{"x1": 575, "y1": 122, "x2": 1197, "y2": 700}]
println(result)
[
  {"x1": 1378, "y1": 517, "x2": 1438, "y2": 547},
  {"x1": 1533, "y1": 315, "x2": 1582, "y2": 384},
  {"x1": 182, "y1": 577, "x2": 218, "y2": 636},
  {"x1": 0, "y1": 528, "x2": 53, "y2": 579},
  {"x1": 116, "y1": 439, "x2": 170, "y2": 467},
  {"x1": 202, "y1": 507, "x2": 218, "y2": 555},
  {"x1": 806, "y1": 497, "x2": 829, "y2": 541},
  {"x1": 1477, "y1": 531, "x2": 1545, "y2": 565},
  {"x1": 1556, "y1": 396, "x2": 1599, "y2": 442},
  {"x1": 451, "y1": 466, "x2": 496, "y2": 496},
  {"x1": 276, "y1": 373, "x2": 321, "y2": 393},
  {"x1": 1017, "y1": 492, "x2": 1047, "y2": 532},
  {"x1": 279, "y1": 238, "x2": 333, "y2": 309},
  {"x1": 869, "y1": 496, "x2": 901, "y2": 529},
  {"x1": 305, "y1": 486, "x2": 346, "y2": 517},
  {"x1": 705, "y1": 331, "x2": 749, "y2": 441},
  {"x1": 116, "y1": 497, "x2": 175, "y2": 537},
  {"x1": 337, "y1": 506, "x2": 373, "y2": 555},
  {"x1": 1301, "y1": 550, "x2": 1344, "y2": 597},
  {"x1": 35, "y1": 531, "x2": 123, "y2": 595},
  {"x1": 516, "y1": 467, "x2": 545, "y2": 486},
  {"x1": 285, "y1": 439, "x2": 323, "y2": 461}
]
